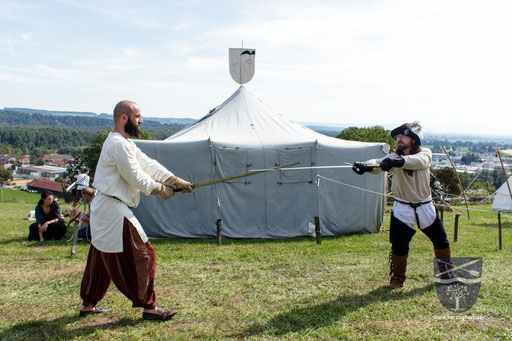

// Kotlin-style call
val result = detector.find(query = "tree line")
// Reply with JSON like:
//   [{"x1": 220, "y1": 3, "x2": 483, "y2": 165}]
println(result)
[{"x1": 2, "y1": 121, "x2": 509, "y2": 197}]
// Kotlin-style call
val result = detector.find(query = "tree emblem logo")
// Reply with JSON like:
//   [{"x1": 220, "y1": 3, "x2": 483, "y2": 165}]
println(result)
[{"x1": 433, "y1": 257, "x2": 482, "y2": 313}]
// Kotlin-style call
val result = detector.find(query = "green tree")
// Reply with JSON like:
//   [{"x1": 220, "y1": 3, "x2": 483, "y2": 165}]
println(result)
[
  {"x1": 30, "y1": 147, "x2": 45, "y2": 159},
  {"x1": 0, "y1": 168, "x2": 12, "y2": 182},
  {"x1": 82, "y1": 130, "x2": 110, "y2": 178},
  {"x1": 337, "y1": 126, "x2": 396, "y2": 150},
  {"x1": 433, "y1": 167, "x2": 460, "y2": 194},
  {"x1": 460, "y1": 152, "x2": 482, "y2": 165},
  {"x1": 471, "y1": 181, "x2": 495, "y2": 192}
]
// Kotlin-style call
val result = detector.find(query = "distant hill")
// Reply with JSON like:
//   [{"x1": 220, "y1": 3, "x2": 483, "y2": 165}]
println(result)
[
  {"x1": 0, "y1": 108, "x2": 193, "y2": 131},
  {"x1": 3, "y1": 107, "x2": 196, "y2": 126},
  {"x1": 3, "y1": 107, "x2": 101, "y2": 117}
]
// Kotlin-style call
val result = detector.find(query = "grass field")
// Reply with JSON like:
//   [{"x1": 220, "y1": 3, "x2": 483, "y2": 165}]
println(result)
[{"x1": 0, "y1": 188, "x2": 511, "y2": 340}]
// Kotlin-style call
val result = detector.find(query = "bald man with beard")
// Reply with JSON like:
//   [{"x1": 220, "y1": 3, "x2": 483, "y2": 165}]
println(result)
[{"x1": 79, "y1": 100, "x2": 194, "y2": 321}]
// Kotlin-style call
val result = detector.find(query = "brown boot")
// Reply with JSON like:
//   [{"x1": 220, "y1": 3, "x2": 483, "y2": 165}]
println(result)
[
  {"x1": 434, "y1": 247, "x2": 456, "y2": 281},
  {"x1": 389, "y1": 251, "x2": 408, "y2": 289},
  {"x1": 434, "y1": 247, "x2": 450, "y2": 259}
]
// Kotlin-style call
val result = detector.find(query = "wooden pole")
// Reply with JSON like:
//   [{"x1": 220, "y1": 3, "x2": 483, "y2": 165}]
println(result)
[
  {"x1": 442, "y1": 146, "x2": 470, "y2": 219},
  {"x1": 440, "y1": 207, "x2": 444, "y2": 222},
  {"x1": 315, "y1": 216, "x2": 321, "y2": 245},
  {"x1": 454, "y1": 214, "x2": 460, "y2": 242},
  {"x1": 498, "y1": 211, "x2": 502, "y2": 250},
  {"x1": 497, "y1": 151, "x2": 512, "y2": 202},
  {"x1": 216, "y1": 218, "x2": 222, "y2": 246}
]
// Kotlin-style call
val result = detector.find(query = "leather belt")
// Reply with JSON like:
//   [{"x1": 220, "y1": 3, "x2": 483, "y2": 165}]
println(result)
[{"x1": 394, "y1": 198, "x2": 432, "y2": 227}]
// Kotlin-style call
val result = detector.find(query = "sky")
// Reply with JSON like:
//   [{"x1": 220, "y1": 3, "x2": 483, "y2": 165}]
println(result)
[{"x1": 1, "y1": 0, "x2": 511, "y2": 136}]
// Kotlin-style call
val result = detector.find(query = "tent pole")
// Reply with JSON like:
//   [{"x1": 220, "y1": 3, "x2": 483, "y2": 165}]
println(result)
[
  {"x1": 497, "y1": 150, "x2": 512, "y2": 202},
  {"x1": 454, "y1": 213, "x2": 460, "y2": 242},
  {"x1": 315, "y1": 216, "x2": 321, "y2": 245},
  {"x1": 314, "y1": 140, "x2": 321, "y2": 244},
  {"x1": 498, "y1": 211, "x2": 502, "y2": 250},
  {"x1": 216, "y1": 218, "x2": 222, "y2": 246},
  {"x1": 442, "y1": 146, "x2": 470, "y2": 219}
]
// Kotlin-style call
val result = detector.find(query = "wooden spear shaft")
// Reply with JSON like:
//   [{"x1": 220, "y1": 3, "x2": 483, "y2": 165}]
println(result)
[
  {"x1": 497, "y1": 150, "x2": 512, "y2": 202},
  {"x1": 441, "y1": 146, "x2": 470, "y2": 219}
]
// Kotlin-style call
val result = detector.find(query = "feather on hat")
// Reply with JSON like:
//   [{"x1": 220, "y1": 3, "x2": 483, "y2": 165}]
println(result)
[{"x1": 390, "y1": 121, "x2": 423, "y2": 145}]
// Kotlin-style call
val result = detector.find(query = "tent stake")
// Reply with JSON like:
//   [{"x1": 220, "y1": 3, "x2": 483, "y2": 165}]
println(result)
[
  {"x1": 454, "y1": 214, "x2": 460, "y2": 242},
  {"x1": 498, "y1": 211, "x2": 502, "y2": 250},
  {"x1": 315, "y1": 216, "x2": 321, "y2": 245},
  {"x1": 216, "y1": 218, "x2": 222, "y2": 246}
]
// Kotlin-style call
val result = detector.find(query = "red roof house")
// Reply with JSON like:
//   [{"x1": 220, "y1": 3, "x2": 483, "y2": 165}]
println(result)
[{"x1": 27, "y1": 178, "x2": 64, "y2": 196}]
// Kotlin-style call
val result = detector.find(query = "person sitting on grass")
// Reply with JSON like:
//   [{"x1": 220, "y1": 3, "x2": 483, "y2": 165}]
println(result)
[{"x1": 28, "y1": 191, "x2": 67, "y2": 242}]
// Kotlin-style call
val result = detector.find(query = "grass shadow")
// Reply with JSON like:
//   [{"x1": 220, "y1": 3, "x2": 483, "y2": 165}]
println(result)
[
  {"x1": 149, "y1": 233, "x2": 380, "y2": 247},
  {"x1": 476, "y1": 222, "x2": 512, "y2": 229},
  {"x1": 0, "y1": 237, "x2": 30, "y2": 246},
  {"x1": 237, "y1": 284, "x2": 434, "y2": 338},
  {"x1": 0, "y1": 315, "x2": 144, "y2": 341}
]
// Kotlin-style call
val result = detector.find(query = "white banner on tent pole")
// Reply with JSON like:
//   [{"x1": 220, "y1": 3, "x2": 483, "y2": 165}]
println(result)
[{"x1": 229, "y1": 48, "x2": 255, "y2": 84}]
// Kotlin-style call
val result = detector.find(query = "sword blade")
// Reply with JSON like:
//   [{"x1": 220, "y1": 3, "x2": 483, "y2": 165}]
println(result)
[
  {"x1": 181, "y1": 162, "x2": 300, "y2": 191},
  {"x1": 249, "y1": 165, "x2": 354, "y2": 172}
]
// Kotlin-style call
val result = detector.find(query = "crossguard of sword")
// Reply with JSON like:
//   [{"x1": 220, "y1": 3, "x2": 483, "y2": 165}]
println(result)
[{"x1": 172, "y1": 173, "x2": 197, "y2": 200}]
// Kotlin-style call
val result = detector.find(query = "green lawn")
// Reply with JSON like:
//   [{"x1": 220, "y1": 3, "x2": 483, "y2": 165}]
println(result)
[{"x1": 0, "y1": 188, "x2": 511, "y2": 340}]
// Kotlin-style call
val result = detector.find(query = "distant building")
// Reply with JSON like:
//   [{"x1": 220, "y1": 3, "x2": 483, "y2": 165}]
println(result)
[
  {"x1": 16, "y1": 165, "x2": 67, "y2": 180},
  {"x1": 0, "y1": 154, "x2": 16, "y2": 161},
  {"x1": 40, "y1": 154, "x2": 74, "y2": 165},
  {"x1": 431, "y1": 153, "x2": 447, "y2": 162},
  {"x1": 47, "y1": 159, "x2": 69, "y2": 167},
  {"x1": 0, "y1": 159, "x2": 15, "y2": 169},
  {"x1": 27, "y1": 178, "x2": 64, "y2": 196},
  {"x1": 18, "y1": 156, "x2": 30, "y2": 166}
]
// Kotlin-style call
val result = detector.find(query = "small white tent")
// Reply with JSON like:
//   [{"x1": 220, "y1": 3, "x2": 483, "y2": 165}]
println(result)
[
  {"x1": 133, "y1": 86, "x2": 389, "y2": 238},
  {"x1": 492, "y1": 176, "x2": 512, "y2": 212}
]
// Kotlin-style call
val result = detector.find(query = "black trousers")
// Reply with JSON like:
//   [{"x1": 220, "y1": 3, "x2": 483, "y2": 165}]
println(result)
[
  {"x1": 28, "y1": 221, "x2": 67, "y2": 241},
  {"x1": 389, "y1": 213, "x2": 449, "y2": 256}
]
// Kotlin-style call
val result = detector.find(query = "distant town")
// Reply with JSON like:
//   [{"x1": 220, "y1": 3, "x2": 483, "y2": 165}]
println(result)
[
  {"x1": 1, "y1": 146, "x2": 510, "y2": 199},
  {"x1": 1, "y1": 106, "x2": 511, "y2": 199}
]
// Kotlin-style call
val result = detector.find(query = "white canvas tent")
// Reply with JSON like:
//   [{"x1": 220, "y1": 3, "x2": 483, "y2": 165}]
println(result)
[
  {"x1": 492, "y1": 176, "x2": 512, "y2": 212},
  {"x1": 133, "y1": 86, "x2": 389, "y2": 238}
]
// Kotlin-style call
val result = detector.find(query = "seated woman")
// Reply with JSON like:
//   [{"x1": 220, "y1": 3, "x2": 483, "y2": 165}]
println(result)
[{"x1": 28, "y1": 191, "x2": 67, "y2": 241}]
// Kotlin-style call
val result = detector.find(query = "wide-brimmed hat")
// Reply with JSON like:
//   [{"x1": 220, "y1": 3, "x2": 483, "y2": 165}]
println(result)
[{"x1": 391, "y1": 121, "x2": 423, "y2": 145}]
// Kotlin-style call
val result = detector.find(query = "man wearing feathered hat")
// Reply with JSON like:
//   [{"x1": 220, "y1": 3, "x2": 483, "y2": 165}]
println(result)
[{"x1": 352, "y1": 122, "x2": 452, "y2": 289}]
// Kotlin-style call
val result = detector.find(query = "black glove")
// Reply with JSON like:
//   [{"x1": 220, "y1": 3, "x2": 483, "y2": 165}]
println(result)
[
  {"x1": 352, "y1": 162, "x2": 375, "y2": 175},
  {"x1": 380, "y1": 156, "x2": 405, "y2": 171}
]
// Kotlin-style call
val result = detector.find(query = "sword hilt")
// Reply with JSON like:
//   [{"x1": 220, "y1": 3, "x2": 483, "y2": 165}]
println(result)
[
  {"x1": 172, "y1": 173, "x2": 197, "y2": 201},
  {"x1": 188, "y1": 173, "x2": 197, "y2": 200}
]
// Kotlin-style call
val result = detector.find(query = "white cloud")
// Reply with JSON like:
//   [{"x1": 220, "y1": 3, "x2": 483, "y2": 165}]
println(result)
[
  {"x1": 20, "y1": 33, "x2": 31, "y2": 41},
  {"x1": 1, "y1": 0, "x2": 511, "y2": 135}
]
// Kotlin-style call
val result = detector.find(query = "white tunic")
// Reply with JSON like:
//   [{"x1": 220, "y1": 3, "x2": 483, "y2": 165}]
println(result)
[
  {"x1": 91, "y1": 132, "x2": 173, "y2": 253},
  {"x1": 76, "y1": 173, "x2": 90, "y2": 190},
  {"x1": 368, "y1": 147, "x2": 436, "y2": 230}
]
